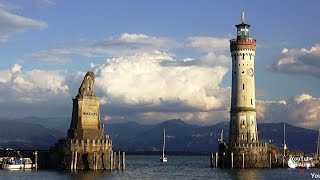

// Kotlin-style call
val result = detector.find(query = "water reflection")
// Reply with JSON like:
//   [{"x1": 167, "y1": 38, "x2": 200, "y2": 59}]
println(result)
[
  {"x1": 69, "y1": 170, "x2": 112, "y2": 180},
  {"x1": 230, "y1": 169, "x2": 260, "y2": 180}
]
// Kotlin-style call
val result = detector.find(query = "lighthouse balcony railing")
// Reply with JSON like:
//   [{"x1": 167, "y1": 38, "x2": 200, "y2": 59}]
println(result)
[
  {"x1": 232, "y1": 142, "x2": 268, "y2": 148},
  {"x1": 69, "y1": 139, "x2": 112, "y2": 146},
  {"x1": 230, "y1": 38, "x2": 256, "y2": 43}
]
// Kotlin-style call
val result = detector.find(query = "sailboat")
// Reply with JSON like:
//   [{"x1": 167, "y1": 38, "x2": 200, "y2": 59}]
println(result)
[
  {"x1": 160, "y1": 129, "x2": 168, "y2": 162},
  {"x1": 283, "y1": 122, "x2": 288, "y2": 168}
]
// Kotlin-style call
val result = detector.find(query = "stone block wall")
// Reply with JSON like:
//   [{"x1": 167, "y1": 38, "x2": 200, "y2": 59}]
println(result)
[
  {"x1": 219, "y1": 142, "x2": 270, "y2": 168},
  {"x1": 50, "y1": 138, "x2": 113, "y2": 170}
]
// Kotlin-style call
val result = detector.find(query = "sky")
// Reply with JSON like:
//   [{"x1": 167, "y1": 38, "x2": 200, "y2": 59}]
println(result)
[{"x1": 0, "y1": 0, "x2": 320, "y2": 129}]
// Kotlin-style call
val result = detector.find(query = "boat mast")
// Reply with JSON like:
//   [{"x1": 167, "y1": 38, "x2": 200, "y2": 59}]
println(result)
[
  {"x1": 221, "y1": 129, "x2": 224, "y2": 143},
  {"x1": 218, "y1": 129, "x2": 224, "y2": 143},
  {"x1": 163, "y1": 129, "x2": 166, "y2": 158},
  {"x1": 283, "y1": 121, "x2": 286, "y2": 167}
]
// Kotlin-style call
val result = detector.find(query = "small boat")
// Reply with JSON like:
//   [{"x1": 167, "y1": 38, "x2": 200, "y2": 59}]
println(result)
[
  {"x1": 160, "y1": 129, "x2": 167, "y2": 163},
  {"x1": 2, "y1": 151, "x2": 36, "y2": 170}
]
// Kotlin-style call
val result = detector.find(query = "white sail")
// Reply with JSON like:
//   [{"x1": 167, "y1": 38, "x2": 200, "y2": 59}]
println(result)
[
  {"x1": 163, "y1": 129, "x2": 166, "y2": 158},
  {"x1": 160, "y1": 129, "x2": 167, "y2": 162},
  {"x1": 282, "y1": 122, "x2": 287, "y2": 168},
  {"x1": 283, "y1": 122, "x2": 287, "y2": 151}
]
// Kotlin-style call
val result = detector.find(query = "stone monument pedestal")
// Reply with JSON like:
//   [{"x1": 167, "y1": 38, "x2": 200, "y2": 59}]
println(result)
[{"x1": 68, "y1": 97, "x2": 103, "y2": 140}]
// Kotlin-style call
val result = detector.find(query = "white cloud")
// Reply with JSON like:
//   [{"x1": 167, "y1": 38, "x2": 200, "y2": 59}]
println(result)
[
  {"x1": 0, "y1": 64, "x2": 69, "y2": 103},
  {"x1": 257, "y1": 94, "x2": 320, "y2": 129},
  {"x1": 116, "y1": 33, "x2": 172, "y2": 48},
  {"x1": 34, "y1": 0, "x2": 56, "y2": 6},
  {"x1": 160, "y1": 53, "x2": 230, "y2": 68},
  {"x1": 197, "y1": 52, "x2": 230, "y2": 67},
  {"x1": 186, "y1": 36, "x2": 229, "y2": 52},
  {"x1": 94, "y1": 51, "x2": 229, "y2": 112},
  {"x1": 271, "y1": 44, "x2": 320, "y2": 78},
  {"x1": 181, "y1": 36, "x2": 231, "y2": 70},
  {"x1": 256, "y1": 100, "x2": 287, "y2": 123},
  {"x1": 27, "y1": 33, "x2": 177, "y2": 64},
  {"x1": 282, "y1": 48, "x2": 288, "y2": 53},
  {"x1": 11, "y1": 64, "x2": 22, "y2": 74},
  {"x1": 0, "y1": 3, "x2": 47, "y2": 42}
]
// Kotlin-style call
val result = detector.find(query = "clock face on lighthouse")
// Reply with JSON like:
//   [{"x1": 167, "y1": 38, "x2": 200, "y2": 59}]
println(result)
[{"x1": 247, "y1": 68, "x2": 254, "y2": 77}]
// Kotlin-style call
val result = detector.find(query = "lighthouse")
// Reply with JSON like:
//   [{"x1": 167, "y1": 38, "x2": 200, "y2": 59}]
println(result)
[
  {"x1": 229, "y1": 12, "x2": 258, "y2": 145},
  {"x1": 214, "y1": 12, "x2": 269, "y2": 168}
]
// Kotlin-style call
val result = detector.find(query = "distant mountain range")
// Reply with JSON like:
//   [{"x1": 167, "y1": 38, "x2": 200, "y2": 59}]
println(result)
[
  {"x1": 0, "y1": 119, "x2": 64, "y2": 149},
  {"x1": 105, "y1": 119, "x2": 318, "y2": 153},
  {"x1": 0, "y1": 117, "x2": 318, "y2": 153}
]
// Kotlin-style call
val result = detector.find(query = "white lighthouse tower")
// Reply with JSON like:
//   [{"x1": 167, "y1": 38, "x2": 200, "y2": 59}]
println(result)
[{"x1": 229, "y1": 12, "x2": 258, "y2": 145}]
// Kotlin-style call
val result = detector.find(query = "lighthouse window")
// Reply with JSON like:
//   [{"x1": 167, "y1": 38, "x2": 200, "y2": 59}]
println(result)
[
  {"x1": 250, "y1": 55, "x2": 252, "y2": 60},
  {"x1": 251, "y1": 99, "x2": 253, "y2": 105},
  {"x1": 242, "y1": 120, "x2": 245, "y2": 125},
  {"x1": 243, "y1": 84, "x2": 245, "y2": 90},
  {"x1": 243, "y1": 54, "x2": 245, "y2": 60},
  {"x1": 242, "y1": 134, "x2": 244, "y2": 140}
]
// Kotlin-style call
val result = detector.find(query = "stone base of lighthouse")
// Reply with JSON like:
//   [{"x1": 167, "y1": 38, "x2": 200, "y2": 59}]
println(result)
[{"x1": 218, "y1": 142, "x2": 270, "y2": 168}]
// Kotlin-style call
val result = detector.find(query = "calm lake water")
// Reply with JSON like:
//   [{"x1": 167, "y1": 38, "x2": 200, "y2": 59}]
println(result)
[{"x1": 0, "y1": 155, "x2": 318, "y2": 180}]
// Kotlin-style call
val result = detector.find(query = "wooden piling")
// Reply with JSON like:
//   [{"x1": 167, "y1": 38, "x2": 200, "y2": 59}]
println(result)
[
  {"x1": 242, "y1": 152, "x2": 245, "y2": 168},
  {"x1": 74, "y1": 151, "x2": 78, "y2": 170},
  {"x1": 114, "y1": 152, "x2": 117, "y2": 166},
  {"x1": 122, "y1": 152, "x2": 126, "y2": 170},
  {"x1": 275, "y1": 154, "x2": 278, "y2": 163},
  {"x1": 231, "y1": 152, "x2": 233, "y2": 168},
  {"x1": 210, "y1": 153, "x2": 213, "y2": 168},
  {"x1": 110, "y1": 151, "x2": 113, "y2": 170},
  {"x1": 34, "y1": 151, "x2": 38, "y2": 170},
  {"x1": 118, "y1": 151, "x2": 121, "y2": 170},
  {"x1": 71, "y1": 151, "x2": 74, "y2": 170},
  {"x1": 96, "y1": 152, "x2": 99, "y2": 170},
  {"x1": 93, "y1": 152, "x2": 96, "y2": 170},
  {"x1": 215, "y1": 152, "x2": 218, "y2": 168},
  {"x1": 269, "y1": 153, "x2": 272, "y2": 168}
]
